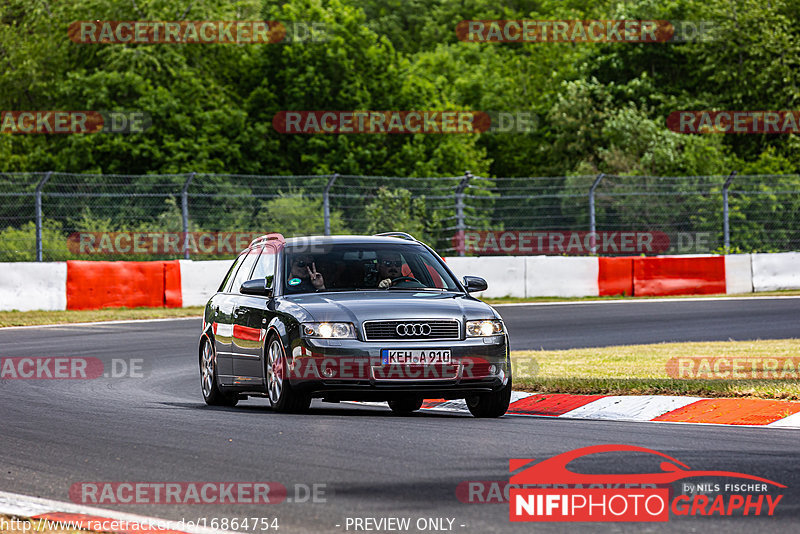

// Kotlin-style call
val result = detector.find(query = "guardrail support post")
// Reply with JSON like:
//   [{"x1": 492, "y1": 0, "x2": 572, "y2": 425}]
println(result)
[
  {"x1": 182, "y1": 172, "x2": 196, "y2": 260},
  {"x1": 723, "y1": 170, "x2": 737, "y2": 253},
  {"x1": 35, "y1": 171, "x2": 53, "y2": 262},
  {"x1": 589, "y1": 173, "x2": 605, "y2": 255},
  {"x1": 323, "y1": 173, "x2": 338, "y2": 236},
  {"x1": 455, "y1": 171, "x2": 472, "y2": 256}
]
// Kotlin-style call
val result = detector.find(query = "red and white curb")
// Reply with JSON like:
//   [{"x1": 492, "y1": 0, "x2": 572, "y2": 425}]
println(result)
[
  {"x1": 0, "y1": 490, "x2": 233, "y2": 534},
  {"x1": 360, "y1": 392, "x2": 800, "y2": 428}
]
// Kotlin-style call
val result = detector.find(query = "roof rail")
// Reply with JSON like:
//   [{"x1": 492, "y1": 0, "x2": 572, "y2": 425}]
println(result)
[
  {"x1": 249, "y1": 233, "x2": 286, "y2": 248},
  {"x1": 374, "y1": 232, "x2": 418, "y2": 242}
]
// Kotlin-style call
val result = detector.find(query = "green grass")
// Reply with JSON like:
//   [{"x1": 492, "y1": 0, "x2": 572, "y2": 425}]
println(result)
[
  {"x1": 511, "y1": 339, "x2": 800, "y2": 399},
  {"x1": 0, "y1": 306, "x2": 204, "y2": 327},
  {"x1": 483, "y1": 289, "x2": 800, "y2": 305}
]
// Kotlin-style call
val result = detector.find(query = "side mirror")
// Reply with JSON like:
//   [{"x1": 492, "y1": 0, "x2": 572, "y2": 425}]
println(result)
[
  {"x1": 463, "y1": 276, "x2": 488, "y2": 293},
  {"x1": 240, "y1": 277, "x2": 273, "y2": 297}
]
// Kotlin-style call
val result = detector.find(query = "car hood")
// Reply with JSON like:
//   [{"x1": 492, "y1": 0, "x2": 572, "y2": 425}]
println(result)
[{"x1": 283, "y1": 291, "x2": 501, "y2": 324}]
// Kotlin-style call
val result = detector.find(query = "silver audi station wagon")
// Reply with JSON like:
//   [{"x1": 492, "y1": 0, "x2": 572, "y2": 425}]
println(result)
[{"x1": 198, "y1": 233, "x2": 511, "y2": 417}]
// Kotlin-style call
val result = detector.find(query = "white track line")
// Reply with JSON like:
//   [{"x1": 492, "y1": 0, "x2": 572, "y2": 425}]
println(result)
[
  {"x1": 0, "y1": 490, "x2": 235, "y2": 534},
  {"x1": 492, "y1": 295, "x2": 800, "y2": 307},
  {"x1": 0, "y1": 316, "x2": 200, "y2": 331}
]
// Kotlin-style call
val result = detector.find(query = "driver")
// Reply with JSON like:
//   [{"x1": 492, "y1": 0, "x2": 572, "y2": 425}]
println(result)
[{"x1": 377, "y1": 251, "x2": 406, "y2": 289}]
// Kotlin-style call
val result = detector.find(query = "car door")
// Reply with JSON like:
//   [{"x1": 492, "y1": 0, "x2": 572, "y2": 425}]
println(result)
[
  {"x1": 211, "y1": 252, "x2": 247, "y2": 385},
  {"x1": 232, "y1": 244, "x2": 278, "y2": 381},
  {"x1": 228, "y1": 245, "x2": 264, "y2": 386}
]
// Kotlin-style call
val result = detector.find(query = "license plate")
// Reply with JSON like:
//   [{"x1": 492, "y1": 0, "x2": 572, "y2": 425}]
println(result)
[{"x1": 381, "y1": 349, "x2": 451, "y2": 365}]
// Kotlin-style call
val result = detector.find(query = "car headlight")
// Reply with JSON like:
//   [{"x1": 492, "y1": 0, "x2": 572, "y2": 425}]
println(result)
[
  {"x1": 300, "y1": 322, "x2": 356, "y2": 339},
  {"x1": 466, "y1": 319, "x2": 504, "y2": 337}
]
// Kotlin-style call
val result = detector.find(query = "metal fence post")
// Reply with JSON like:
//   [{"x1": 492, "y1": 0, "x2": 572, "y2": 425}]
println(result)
[
  {"x1": 181, "y1": 172, "x2": 196, "y2": 260},
  {"x1": 35, "y1": 171, "x2": 53, "y2": 262},
  {"x1": 588, "y1": 173, "x2": 605, "y2": 255},
  {"x1": 723, "y1": 170, "x2": 737, "y2": 253},
  {"x1": 455, "y1": 171, "x2": 472, "y2": 256},
  {"x1": 323, "y1": 173, "x2": 338, "y2": 236}
]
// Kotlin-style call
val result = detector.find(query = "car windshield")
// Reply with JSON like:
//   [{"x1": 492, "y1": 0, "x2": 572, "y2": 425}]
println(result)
[{"x1": 283, "y1": 243, "x2": 461, "y2": 294}]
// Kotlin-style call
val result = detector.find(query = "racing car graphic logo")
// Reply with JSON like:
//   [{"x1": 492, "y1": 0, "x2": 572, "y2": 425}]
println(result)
[{"x1": 508, "y1": 444, "x2": 784, "y2": 522}]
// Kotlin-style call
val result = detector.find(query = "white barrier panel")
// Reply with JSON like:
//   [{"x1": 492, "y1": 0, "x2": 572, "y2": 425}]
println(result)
[
  {"x1": 724, "y1": 254, "x2": 753, "y2": 294},
  {"x1": 179, "y1": 259, "x2": 235, "y2": 307},
  {"x1": 751, "y1": 252, "x2": 800, "y2": 292},
  {"x1": 443, "y1": 256, "x2": 526, "y2": 298},
  {"x1": 525, "y1": 256, "x2": 599, "y2": 297},
  {"x1": 0, "y1": 262, "x2": 67, "y2": 311}
]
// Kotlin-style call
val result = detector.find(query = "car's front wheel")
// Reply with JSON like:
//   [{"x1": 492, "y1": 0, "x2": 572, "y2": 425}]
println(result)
[
  {"x1": 266, "y1": 335, "x2": 311, "y2": 413},
  {"x1": 466, "y1": 378, "x2": 511, "y2": 418},
  {"x1": 200, "y1": 337, "x2": 238, "y2": 407},
  {"x1": 388, "y1": 396, "x2": 424, "y2": 414}
]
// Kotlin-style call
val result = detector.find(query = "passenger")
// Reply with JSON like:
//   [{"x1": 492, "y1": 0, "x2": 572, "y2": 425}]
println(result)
[{"x1": 286, "y1": 255, "x2": 325, "y2": 292}]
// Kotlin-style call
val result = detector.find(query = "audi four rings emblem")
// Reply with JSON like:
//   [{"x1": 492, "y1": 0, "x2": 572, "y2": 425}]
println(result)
[{"x1": 396, "y1": 323, "x2": 432, "y2": 336}]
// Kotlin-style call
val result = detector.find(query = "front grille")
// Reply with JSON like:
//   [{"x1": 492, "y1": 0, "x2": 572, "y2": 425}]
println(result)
[{"x1": 363, "y1": 320, "x2": 460, "y2": 341}]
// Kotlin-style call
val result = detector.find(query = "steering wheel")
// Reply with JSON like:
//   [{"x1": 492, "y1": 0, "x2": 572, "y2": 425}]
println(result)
[{"x1": 389, "y1": 276, "x2": 425, "y2": 288}]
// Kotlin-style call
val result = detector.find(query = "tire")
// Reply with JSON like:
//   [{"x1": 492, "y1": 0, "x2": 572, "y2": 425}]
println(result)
[
  {"x1": 200, "y1": 337, "x2": 238, "y2": 407},
  {"x1": 388, "y1": 396, "x2": 424, "y2": 414},
  {"x1": 266, "y1": 335, "x2": 311, "y2": 414},
  {"x1": 466, "y1": 378, "x2": 511, "y2": 418}
]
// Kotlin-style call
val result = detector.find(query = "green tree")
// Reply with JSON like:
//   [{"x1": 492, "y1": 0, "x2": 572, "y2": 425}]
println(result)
[
  {"x1": 256, "y1": 189, "x2": 348, "y2": 237},
  {"x1": 365, "y1": 187, "x2": 441, "y2": 244}
]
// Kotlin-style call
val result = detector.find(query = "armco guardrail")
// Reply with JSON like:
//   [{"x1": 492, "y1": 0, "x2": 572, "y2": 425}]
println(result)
[{"x1": 0, "y1": 254, "x2": 797, "y2": 311}]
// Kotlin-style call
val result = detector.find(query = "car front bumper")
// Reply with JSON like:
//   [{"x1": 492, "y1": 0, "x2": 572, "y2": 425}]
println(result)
[{"x1": 287, "y1": 335, "x2": 510, "y2": 399}]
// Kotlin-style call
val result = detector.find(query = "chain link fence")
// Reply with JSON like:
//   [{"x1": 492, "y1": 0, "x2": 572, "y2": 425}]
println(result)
[{"x1": 0, "y1": 172, "x2": 798, "y2": 261}]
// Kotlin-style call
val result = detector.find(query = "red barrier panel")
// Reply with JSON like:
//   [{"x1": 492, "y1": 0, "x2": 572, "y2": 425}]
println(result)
[
  {"x1": 67, "y1": 261, "x2": 182, "y2": 310},
  {"x1": 164, "y1": 260, "x2": 183, "y2": 308},
  {"x1": 633, "y1": 256, "x2": 725, "y2": 296},
  {"x1": 598, "y1": 257, "x2": 634, "y2": 296}
]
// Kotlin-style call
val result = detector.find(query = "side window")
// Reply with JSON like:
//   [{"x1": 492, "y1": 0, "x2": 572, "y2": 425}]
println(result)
[
  {"x1": 250, "y1": 245, "x2": 277, "y2": 285},
  {"x1": 219, "y1": 253, "x2": 246, "y2": 293},
  {"x1": 229, "y1": 247, "x2": 261, "y2": 293}
]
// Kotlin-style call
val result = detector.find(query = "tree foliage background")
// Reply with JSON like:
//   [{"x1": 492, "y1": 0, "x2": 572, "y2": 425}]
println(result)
[
  {"x1": 3, "y1": 0, "x2": 799, "y2": 177},
  {"x1": 1, "y1": 0, "x2": 799, "y2": 256}
]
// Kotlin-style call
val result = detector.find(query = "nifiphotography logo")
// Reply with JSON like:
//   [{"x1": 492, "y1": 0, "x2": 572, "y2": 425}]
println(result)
[{"x1": 509, "y1": 445, "x2": 784, "y2": 522}]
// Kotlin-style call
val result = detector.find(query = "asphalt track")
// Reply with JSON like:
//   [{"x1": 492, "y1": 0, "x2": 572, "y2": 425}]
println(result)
[
  {"x1": 498, "y1": 296, "x2": 800, "y2": 350},
  {"x1": 1, "y1": 298, "x2": 799, "y2": 533}
]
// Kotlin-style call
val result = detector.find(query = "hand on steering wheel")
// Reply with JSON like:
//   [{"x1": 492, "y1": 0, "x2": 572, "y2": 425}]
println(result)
[{"x1": 379, "y1": 276, "x2": 422, "y2": 289}]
